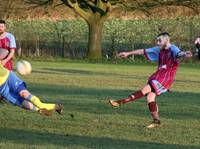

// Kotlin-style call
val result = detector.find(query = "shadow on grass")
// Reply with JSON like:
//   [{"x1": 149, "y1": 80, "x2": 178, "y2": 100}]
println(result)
[
  {"x1": 33, "y1": 68, "x2": 146, "y2": 80},
  {"x1": 28, "y1": 83, "x2": 131, "y2": 97},
  {"x1": 34, "y1": 68, "x2": 200, "y2": 84},
  {"x1": 25, "y1": 83, "x2": 200, "y2": 120},
  {"x1": 0, "y1": 128, "x2": 198, "y2": 149}
]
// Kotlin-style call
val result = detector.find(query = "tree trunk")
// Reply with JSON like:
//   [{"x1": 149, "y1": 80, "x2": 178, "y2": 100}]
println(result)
[
  {"x1": 34, "y1": 34, "x2": 40, "y2": 56},
  {"x1": 17, "y1": 41, "x2": 22, "y2": 57},
  {"x1": 61, "y1": 36, "x2": 65, "y2": 58},
  {"x1": 87, "y1": 20, "x2": 104, "y2": 59},
  {"x1": 17, "y1": 47, "x2": 22, "y2": 57}
]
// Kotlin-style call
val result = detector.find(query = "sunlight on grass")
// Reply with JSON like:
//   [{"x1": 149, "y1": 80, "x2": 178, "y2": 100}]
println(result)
[{"x1": 0, "y1": 61, "x2": 200, "y2": 149}]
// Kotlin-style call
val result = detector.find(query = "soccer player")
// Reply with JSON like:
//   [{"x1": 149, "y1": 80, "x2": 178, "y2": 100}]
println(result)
[
  {"x1": 0, "y1": 62, "x2": 63, "y2": 116},
  {"x1": 109, "y1": 32, "x2": 192, "y2": 128},
  {"x1": 195, "y1": 37, "x2": 200, "y2": 60},
  {"x1": 0, "y1": 19, "x2": 16, "y2": 70}
]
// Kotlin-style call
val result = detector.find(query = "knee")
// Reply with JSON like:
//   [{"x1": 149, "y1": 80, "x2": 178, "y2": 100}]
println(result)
[
  {"x1": 19, "y1": 90, "x2": 29, "y2": 98},
  {"x1": 141, "y1": 84, "x2": 152, "y2": 95},
  {"x1": 147, "y1": 98, "x2": 155, "y2": 104},
  {"x1": 146, "y1": 92, "x2": 156, "y2": 103}
]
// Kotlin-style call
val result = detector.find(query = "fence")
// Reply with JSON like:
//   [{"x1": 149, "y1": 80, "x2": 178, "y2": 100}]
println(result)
[{"x1": 7, "y1": 17, "x2": 200, "y2": 59}]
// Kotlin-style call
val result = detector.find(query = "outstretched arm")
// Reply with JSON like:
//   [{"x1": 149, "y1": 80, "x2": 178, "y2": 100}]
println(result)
[
  {"x1": 176, "y1": 51, "x2": 192, "y2": 58},
  {"x1": 117, "y1": 49, "x2": 144, "y2": 58}
]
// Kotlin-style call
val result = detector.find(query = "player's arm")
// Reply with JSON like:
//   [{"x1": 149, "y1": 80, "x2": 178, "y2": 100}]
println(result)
[
  {"x1": 176, "y1": 51, "x2": 192, "y2": 58},
  {"x1": 1, "y1": 34, "x2": 16, "y2": 66},
  {"x1": 1, "y1": 49, "x2": 15, "y2": 66},
  {"x1": 118, "y1": 49, "x2": 144, "y2": 58}
]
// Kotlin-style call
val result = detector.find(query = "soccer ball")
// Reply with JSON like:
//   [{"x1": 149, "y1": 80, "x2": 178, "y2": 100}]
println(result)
[{"x1": 16, "y1": 60, "x2": 32, "y2": 75}]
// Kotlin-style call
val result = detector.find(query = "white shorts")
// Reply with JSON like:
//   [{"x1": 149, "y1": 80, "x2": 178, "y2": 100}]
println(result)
[{"x1": 150, "y1": 80, "x2": 168, "y2": 95}]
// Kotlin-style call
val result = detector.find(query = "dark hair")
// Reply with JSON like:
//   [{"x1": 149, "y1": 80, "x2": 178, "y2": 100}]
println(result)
[
  {"x1": 157, "y1": 32, "x2": 170, "y2": 37},
  {"x1": 0, "y1": 20, "x2": 6, "y2": 24}
]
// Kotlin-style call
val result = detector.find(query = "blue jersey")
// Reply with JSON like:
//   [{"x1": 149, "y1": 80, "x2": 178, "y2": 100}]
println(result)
[{"x1": 0, "y1": 71, "x2": 26, "y2": 106}]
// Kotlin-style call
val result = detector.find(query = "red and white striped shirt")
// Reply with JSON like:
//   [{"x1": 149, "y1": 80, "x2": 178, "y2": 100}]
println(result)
[
  {"x1": 0, "y1": 32, "x2": 16, "y2": 70},
  {"x1": 144, "y1": 44, "x2": 180, "y2": 90}
]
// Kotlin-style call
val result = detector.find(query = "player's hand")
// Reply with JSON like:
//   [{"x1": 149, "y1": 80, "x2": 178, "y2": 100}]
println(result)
[
  {"x1": 185, "y1": 51, "x2": 192, "y2": 58},
  {"x1": 117, "y1": 52, "x2": 130, "y2": 58}
]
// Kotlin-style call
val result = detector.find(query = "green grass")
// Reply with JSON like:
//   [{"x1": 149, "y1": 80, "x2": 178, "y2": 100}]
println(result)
[{"x1": 0, "y1": 60, "x2": 200, "y2": 149}]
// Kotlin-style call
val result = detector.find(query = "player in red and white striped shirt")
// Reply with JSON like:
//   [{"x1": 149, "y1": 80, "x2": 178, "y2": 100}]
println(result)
[
  {"x1": 0, "y1": 20, "x2": 16, "y2": 70},
  {"x1": 109, "y1": 32, "x2": 192, "y2": 128}
]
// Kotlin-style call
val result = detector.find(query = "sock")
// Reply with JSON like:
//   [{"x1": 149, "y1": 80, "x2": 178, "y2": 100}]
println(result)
[
  {"x1": 27, "y1": 94, "x2": 56, "y2": 110},
  {"x1": 21, "y1": 100, "x2": 40, "y2": 112},
  {"x1": 117, "y1": 90, "x2": 144, "y2": 104},
  {"x1": 32, "y1": 106, "x2": 40, "y2": 112},
  {"x1": 148, "y1": 101, "x2": 160, "y2": 121}
]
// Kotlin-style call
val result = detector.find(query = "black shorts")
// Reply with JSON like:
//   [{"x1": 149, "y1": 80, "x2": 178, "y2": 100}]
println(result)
[{"x1": 148, "y1": 81, "x2": 156, "y2": 93}]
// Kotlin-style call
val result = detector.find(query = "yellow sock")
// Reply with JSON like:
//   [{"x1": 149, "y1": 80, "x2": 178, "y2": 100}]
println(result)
[{"x1": 30, "y1": 96, "x2": 55, "y2": 110}]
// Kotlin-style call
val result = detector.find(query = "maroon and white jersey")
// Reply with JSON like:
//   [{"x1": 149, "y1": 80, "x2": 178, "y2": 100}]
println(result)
[
  {"x1": 144, "y1": 44, "x2": 180, "y2": 95},
  {"x1": 0, "y1": 32, "x2": 16, "y2": 70}
]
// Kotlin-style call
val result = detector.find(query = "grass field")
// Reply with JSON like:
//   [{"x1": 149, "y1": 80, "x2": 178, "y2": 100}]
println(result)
[{"x1": 0, "y1": 60, "x2": 200, "y2": 149}]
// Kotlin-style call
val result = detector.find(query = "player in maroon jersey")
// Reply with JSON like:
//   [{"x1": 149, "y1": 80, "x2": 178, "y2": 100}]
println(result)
[
  {"x1": 109, "y1": 32, "x2": 192, "y2": 128},
  {"x1": 0, "y1": 20, "x2": 16, "y2": 70}
]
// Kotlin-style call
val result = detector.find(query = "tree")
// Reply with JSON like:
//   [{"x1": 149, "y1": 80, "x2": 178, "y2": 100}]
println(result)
[
  {"x1": 62, "y1": 0, "x2": 112, "y2": 59},
  {"x1": 0, "y1": 0, "x2": 30, "y2": 19},
  {"x1": 26, "y1": 0, "x2": 112, "y2": 59},
  {"x1": 25, "y1": 0, "x2": 200, "y2": 59}
]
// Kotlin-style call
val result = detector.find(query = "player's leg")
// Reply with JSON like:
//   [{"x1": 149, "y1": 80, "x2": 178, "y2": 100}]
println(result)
[
  {"x1": 146, "y1": 92, "x2": 161, "y2": 128},
  {"x1": 21, "y1": 100, "x2": 53, "y2": 116},
  {"x1": 20, "y1": 89, "x2": 55, "y2": 110},
  {"x1": 109, "y1": 84, "x2": 152, "y2": 107},
  {"x1": 2, "y1": 91, "x2": 53, "y2": 116},
  {"x1": 7, "y1": 71, "x2": 63, "y2": 114},
  {"x1": 3, "y1": 89, "x2": 56, "y2": 116},
  {"x1": 0, "y1": 80, "x2": 39, "y2": 112},
  {"x1": 21, "y1": 100, "x2": 39, "y2": 111},
  {"x1": 19, "y1": 89, "x2": 63, "y2": 115}
]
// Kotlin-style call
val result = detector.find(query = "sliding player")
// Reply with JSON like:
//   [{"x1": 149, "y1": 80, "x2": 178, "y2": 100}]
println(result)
[{"x1": 0, "y1": 62, "x2": 63, "y2": 116}]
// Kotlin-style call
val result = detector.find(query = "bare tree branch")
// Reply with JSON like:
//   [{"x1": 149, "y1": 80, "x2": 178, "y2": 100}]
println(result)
[
  {"x1": 25, "y1": 0, "x2": 53, "y2": 8},
  {"x1": 66, "y1": 0, "x2": 91, "y2": 21},
  {"x1": 16, "y1": 0, "x2": 200, "y2": 19}
]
